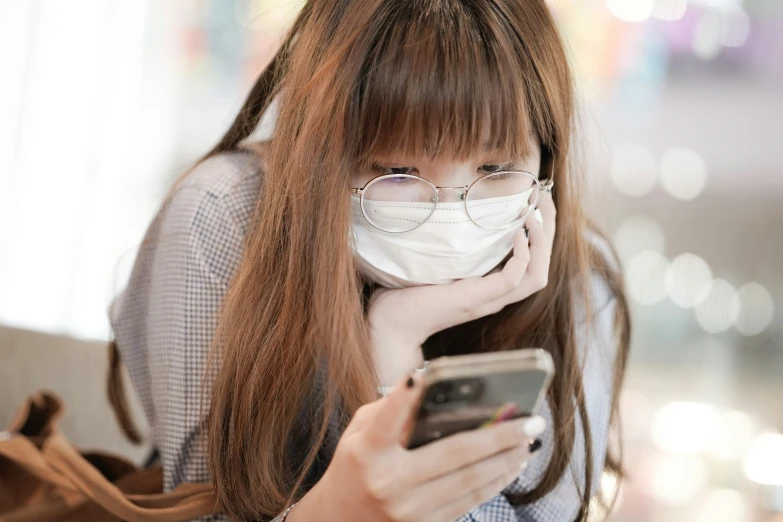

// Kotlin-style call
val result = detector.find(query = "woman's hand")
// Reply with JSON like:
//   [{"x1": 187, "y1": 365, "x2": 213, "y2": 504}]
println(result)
[
  {"x1": 288, "y1": 373, "x2": 547, "y2": 522},
  {"x1": 369, "y1": 193, "x2": 557, "y2": 384}
]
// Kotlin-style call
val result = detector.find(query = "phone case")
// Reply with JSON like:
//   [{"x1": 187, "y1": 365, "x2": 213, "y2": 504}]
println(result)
[{"x1": 406, "y1": 348, "x2": 554, "y2": 449}]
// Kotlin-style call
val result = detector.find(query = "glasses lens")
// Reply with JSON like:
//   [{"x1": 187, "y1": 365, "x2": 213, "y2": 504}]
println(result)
[
  {"x1": 466, "y1": 171, "x2": 539, "y2": 229},
  {"x1": 361, "y1": 175, "x2": 437, "y2": 232}
]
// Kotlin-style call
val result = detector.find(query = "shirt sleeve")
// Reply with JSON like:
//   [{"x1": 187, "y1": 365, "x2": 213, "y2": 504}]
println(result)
[
  {"x1": 454, "y1": 273, "x2": 619, "y2": 522},
  {"x1": 110, "y1": 154, "x2": 256, "y2": 522},
  {"x1": 156, "y1": 187, "x2": 245, "y2": 521}
]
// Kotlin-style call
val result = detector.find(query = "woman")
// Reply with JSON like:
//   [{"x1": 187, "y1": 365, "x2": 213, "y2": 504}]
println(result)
[{"x1": 109, "y1": 0, "x2": 630, "y2": 521}]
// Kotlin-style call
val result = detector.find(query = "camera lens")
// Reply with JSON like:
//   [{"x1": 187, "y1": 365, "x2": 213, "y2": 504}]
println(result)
[{"x1": 457, "y1": 383, "x2": 473, "y2": 396}]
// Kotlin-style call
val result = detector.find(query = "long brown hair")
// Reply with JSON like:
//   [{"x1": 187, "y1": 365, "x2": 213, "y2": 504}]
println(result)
[{"x1": 204, "y1": 1, "x2": 631, "y2": 520}]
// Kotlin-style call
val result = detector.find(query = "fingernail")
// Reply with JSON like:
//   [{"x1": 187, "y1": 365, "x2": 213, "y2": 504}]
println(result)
[
  {"x1": 534, "y1": 209, "x2": 543, "y2": 225},
  {"x1": 515, "y1": 416, "x2": 545, "y2": 437},
  {"x1": 523, "y1": 227, "x2": 529, "y2": 239},
  {"x1": 528, "y1": 438, "x2": 543, "y2": 453},
  {"x1": 406, "y1": 376, "x2": 415, "y2": 388}
]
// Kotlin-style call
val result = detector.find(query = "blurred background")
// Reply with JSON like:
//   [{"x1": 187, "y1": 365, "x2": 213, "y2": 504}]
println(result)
[{"x1": 0, "y1": 0, "x2": 781, "y2": 520}]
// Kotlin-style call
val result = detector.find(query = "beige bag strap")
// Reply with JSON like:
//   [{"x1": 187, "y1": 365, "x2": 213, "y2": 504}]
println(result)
[
  {"x1": 0, "y1": 435, "x2": 77, "y2": 492},
  {"x1": 0, "y1": 392, "x2": 219, "y2": 521},
  {"x1": 43, "y1": 432, "x2": 217, "y2": 521}
]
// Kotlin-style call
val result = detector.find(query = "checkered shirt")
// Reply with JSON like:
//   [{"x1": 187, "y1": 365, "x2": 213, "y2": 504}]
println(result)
[{"x1": 110, "y1": 151, "x2": 620, "y2": 522}]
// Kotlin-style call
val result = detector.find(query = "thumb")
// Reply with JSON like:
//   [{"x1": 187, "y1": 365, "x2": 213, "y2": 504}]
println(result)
[{"x1": 366, "y1": 372, "x2": 423, "y2": 446}]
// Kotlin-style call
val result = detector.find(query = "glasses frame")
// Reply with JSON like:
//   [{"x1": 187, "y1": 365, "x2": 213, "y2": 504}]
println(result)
[{"x1": 351, "y1": 170, "x2": 555, "y2": 233}]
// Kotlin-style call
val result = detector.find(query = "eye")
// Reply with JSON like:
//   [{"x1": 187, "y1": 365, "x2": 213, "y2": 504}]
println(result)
[
  {"x1": 372, "y1": 163, "x2": 414, "y2": 176},
  {"x1": 480, "y1": 162, "x2": 515, "y2": 174}
]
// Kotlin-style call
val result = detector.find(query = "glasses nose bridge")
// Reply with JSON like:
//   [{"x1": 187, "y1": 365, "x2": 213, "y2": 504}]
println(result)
[{"x1": 435, "y1": 185, "x2": 469, "y2": 202}]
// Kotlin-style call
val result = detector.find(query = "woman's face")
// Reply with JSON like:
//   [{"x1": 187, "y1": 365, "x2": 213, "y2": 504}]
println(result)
[{"x1": 352, "y1": 132, "x2": 542, "y2": 193}]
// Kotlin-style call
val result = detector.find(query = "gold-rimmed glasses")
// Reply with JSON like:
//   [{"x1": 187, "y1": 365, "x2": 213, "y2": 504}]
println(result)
[{"x1": 350, "y1": 170, "x2": 554, "y2": 233}]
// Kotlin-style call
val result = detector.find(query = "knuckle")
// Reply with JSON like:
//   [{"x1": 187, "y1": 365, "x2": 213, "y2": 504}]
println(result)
[
  {"x1": 387, "y1": 500, "x2": 415, "y2": 522},
  {"x1": 352, "y1": 404, "x2": 372, "y2": 424},
  {"x1": 487, "y1": 474, "x2": 508, "y2": 496},
  {"x1": 459, "y1": 302, "x2": 481, "y2": 321},
  {"x1": 365, "y1": 474, "x2": 391, "y2": 502},
  {"x1": 492, "y1": 425, "x2": 516, "y2": 449},
  {"x1": 344, "y1": 437, "x2": 368, "y2": 467},
  {"x1": 502, "y1": 275, "x2": 519, "y2": 294},
  {"x1": 458, "y1": 465, "x2": 481, "y2": 491},
  {"x1": 468, "y1": 483, "x2": 490, "y2": 508}
]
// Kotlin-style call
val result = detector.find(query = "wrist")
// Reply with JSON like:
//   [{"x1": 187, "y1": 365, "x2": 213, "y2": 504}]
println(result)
[
  {"x1": 286, "y1": 480, "x2": 338, "y2": 522},
  {"x1": 373, "y1": 340, "x2": 424, "y2": 386}
]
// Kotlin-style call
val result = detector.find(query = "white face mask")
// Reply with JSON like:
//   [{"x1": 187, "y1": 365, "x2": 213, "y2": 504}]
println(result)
[{"x1": 350, "y1": 189, "x2": 535, "y2": 288}]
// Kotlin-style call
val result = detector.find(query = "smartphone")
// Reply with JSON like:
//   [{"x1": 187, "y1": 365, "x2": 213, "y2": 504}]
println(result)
[{"x1": 406, "y1": 348, "x2": 554, "y2": 449}]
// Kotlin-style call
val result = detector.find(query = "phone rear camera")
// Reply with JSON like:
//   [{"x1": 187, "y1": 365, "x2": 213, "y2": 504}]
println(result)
[{"x1": 457, "y1": 383, "x2": 473, "y2": 396}]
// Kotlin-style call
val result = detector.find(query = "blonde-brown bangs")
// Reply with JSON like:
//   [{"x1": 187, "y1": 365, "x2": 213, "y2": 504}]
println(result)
[{"x1": 345, "y1": 1, "x2": 542, "y2": 168}]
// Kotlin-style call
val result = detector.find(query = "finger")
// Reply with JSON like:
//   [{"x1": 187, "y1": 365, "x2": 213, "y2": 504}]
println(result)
[
  {"x1": 471, "y1": 229, "x2": 531, "y2": 317},
  {"x1": 404, "y1": 443, "x2": 533, "y2": 516},
  {"x1": 342, "y1": 395, "x2": 387, "y2": 436},
  {"x1": 483, "y1": 193, "x2": 557, "y2": 310},
  {"x1": 364, "y1": 372, "x2": 423, "y2": 446},
  {"x1": 462, "y1": 193, "x2": 554, "y2": 312},
  {"x1": 443, "y1": 227, "x2": 529, "y2": 310},
  {"x1": 406, "y1": 415, "x2": 545, "y2": 484},
  {"x1": 371, "y1": 227, "x2": 532, "y2": 341},
  {"x1": 425, "y1": 466, "x2": 522, "y2": 522},
  {"x1": 524, "y1": 199, "x2": 553, "y2": 286},
  {"x1": 537, "y1": 191, "x2": 557, "y2": 240}
]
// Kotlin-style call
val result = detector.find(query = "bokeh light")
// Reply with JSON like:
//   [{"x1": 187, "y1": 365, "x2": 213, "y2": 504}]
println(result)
[
  {"x1": 614, "y1": 216, "x2": 666, "y2": 262},
  {"x1": 742, "y1": 432, "x2": 783, "y2": 486},
  {"x1": 651, "y1": 401, "x2": 721, "y2": 454},
  {"x1": 695, "y1": 488, "x2": 749, "y2": 522},
  {"x1": 692, "y1": 10, "x2": 724, "y2": 60},
  {"x1": 710, "y1": 410, "x2": 756, "y2": 462},
  {"x1": 652, "y1": 0, "x2": 687, "y2": 21},
  {"x1": 694, "y1": 278, "x2": 741, "y2": 333},
  {"x1": 659, "y1": 148, "x2": 708, "y2": 201},
  {"x1": 646, "y1": 453, "x2": 709, "y2": 504},
  {"x1": 627, "y1": 250, "x2": 669, "y2": 305},
  {"x1": 734, "y1": 282, "x2": 775, "y2": 336},
  {"x1": 610, "y1": 144, "x2": 657, "y2": 197},
  {"x1": 605, "y1": 0, "x2": 654, "y2": 23},
  {"x1": 595, "y1": 471, "x2": 624, "y2": 517},
  {"x1": 721, "y1": 7, "x2": 751, "y2": 48},
  {"x1": 620, "y1": 388, "x2": 654, "y2": 441},
  {"x1": 235, "y1": 0, "x2": 304, "y2": 32},
  {"x1": 665, "y1": 253, "x2": 713, "y2": 308}
]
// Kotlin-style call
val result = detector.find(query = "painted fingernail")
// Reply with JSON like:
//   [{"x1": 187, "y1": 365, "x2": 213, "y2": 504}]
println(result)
[
  {"x1": 515, "y1": 416, "x2": 545, "y2": 437},
  {"x1": 406, "y1": 376, "x2": 415, "y2": 388},
  {"x1": 528, "y1": 438, "x2": 543, "y2": 453},
  {"x1": 534, "y1": 209, "x2": 543, "y2": 225},
  {"x1": 523, "y1": 227, "x2": 529, "y2": 239}
]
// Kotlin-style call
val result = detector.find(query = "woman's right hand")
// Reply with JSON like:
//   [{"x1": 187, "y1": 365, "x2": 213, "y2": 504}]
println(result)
[{"x1": 288, "y1": 373, "x2": 546, "y2": 522}]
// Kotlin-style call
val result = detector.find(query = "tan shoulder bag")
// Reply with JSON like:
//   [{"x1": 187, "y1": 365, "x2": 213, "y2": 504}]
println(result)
[{"x1": 0, "y1": 390, "x2": 218, "y2": 521}]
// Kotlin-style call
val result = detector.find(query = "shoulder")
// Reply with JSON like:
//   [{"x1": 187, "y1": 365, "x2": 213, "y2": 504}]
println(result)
[
  {"x1": 157, "y1": 150, "x2": 263, "y2": 286},
  {"x1": 168, "y1": 151, "x2": 262, "y2": 236}
]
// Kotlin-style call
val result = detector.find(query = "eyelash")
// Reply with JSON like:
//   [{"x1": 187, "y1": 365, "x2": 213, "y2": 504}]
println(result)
[{"x1": 371, "y1": 162, "x2": 516, "y2": 176}]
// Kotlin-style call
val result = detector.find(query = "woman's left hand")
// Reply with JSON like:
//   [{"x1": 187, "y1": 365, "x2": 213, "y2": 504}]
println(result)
[{"x1": 368, "y1": 192, "x2": 556, "y2": 385}]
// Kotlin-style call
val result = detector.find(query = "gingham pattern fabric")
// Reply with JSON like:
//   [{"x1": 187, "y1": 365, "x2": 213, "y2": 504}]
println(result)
[{"x1": 110, "y1": 151, "x2": 619, "y2": 522}]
